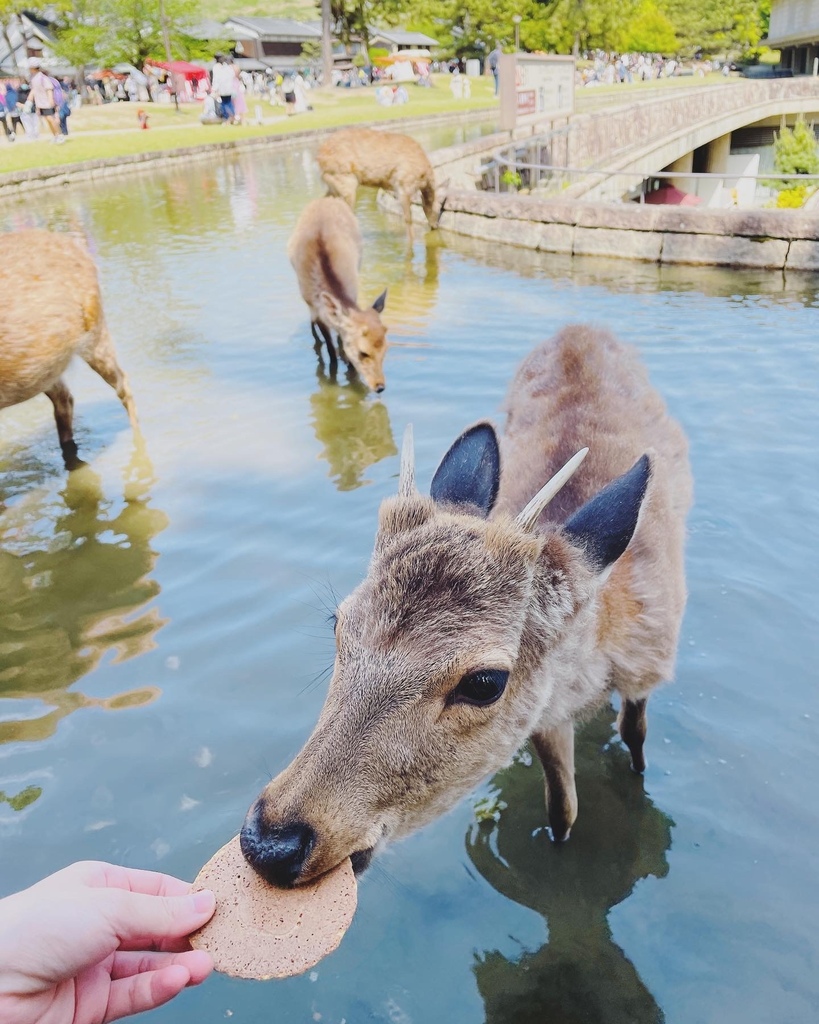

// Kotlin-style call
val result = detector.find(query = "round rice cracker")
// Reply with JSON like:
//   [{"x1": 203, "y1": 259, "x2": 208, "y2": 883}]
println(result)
[{"x1": 189, "y1": 835, "x2": 357, "y2": 979}]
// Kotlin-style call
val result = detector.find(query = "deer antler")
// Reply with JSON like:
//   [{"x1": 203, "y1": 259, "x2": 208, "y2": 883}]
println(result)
[
  {"x1": 515, "y1": 448, "x2": 589, "y2": 532},
  {"x1": 398, "y1": 423, "x2": 418, "y2": 497}
]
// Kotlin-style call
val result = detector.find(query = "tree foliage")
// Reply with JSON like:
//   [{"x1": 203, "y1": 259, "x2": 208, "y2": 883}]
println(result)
[
  {"x1": 623, "y1": 2, "x2": 677, "y2": 54},
  {"x1": 51, "y1": 0, "x2": 203, "y2": 69},
  {"x1": 773, "y1": 118, "x2": 819, "y2": 177}
]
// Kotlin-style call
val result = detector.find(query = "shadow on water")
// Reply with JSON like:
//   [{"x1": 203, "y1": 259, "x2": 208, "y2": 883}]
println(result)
[
  {"x1": 0, "y1": 458, "x2": 168, "y2": 780},
  {"x1": 309, "y1": 365, "x2": 397, "y2": 491},
  {"x1": 467, "y1": 709, "x2": 673, "y2": 1024}
]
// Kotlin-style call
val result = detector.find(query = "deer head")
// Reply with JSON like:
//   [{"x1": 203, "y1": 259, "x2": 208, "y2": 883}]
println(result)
[
  {"x1": 241, "y1": 423, "x2": 651, "y2": 886},
  {"x1": 321, "y1": 290, "x2": 388, "y2": 393}
]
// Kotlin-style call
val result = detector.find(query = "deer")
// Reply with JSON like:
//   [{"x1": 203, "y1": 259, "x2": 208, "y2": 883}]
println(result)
[
  {"x1": 240, "y1": 325, "x2": 692, "y2": 888},
  {"x1": 316, "y1": 128, "x2": 445, "y2": 244},
  {"x1": 0, "y1": 229, "x2": 139, "y2": 468},
  {"x1": 288, "y1": 197, "x2": 389, "y2": 393}
]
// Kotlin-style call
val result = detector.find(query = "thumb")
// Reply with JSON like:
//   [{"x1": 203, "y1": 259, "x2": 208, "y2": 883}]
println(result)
[{"x1": 102, "y1": 888, "x2": 216, "y2": 950}]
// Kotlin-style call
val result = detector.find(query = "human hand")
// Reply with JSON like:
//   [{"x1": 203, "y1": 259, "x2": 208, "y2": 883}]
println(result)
[{"x1": 0, "y1": 860, "x2": 216, "y2": 1024}]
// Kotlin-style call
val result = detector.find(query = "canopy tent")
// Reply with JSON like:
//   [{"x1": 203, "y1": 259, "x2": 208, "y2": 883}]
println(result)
[
  {"x1": 145, "y1": 59, "x2": 207, "y2": 81},
  {"x1": 113, "y1": 62, "x2": 148, "y2": 84}
]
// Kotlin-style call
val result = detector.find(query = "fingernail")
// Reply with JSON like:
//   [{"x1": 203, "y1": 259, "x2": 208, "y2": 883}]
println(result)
[{"x1": 191, "y1": 889, "x2": 215, "y2": 914}]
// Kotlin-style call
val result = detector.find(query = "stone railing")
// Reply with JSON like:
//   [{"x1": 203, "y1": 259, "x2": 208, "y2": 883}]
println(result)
[{"x1": 564, "y1": 78, "x2": 819, "y2": 170}]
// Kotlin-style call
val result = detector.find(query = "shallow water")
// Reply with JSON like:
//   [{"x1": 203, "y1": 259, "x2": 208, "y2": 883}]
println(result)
[{"x1": 1, "y1": 124, "x2": 818, "y2": 1024}]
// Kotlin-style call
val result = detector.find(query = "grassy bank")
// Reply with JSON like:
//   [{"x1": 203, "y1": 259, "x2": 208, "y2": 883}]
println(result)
[{"x1": 0, "y1": 75, "x2": 497, "y2": 175}]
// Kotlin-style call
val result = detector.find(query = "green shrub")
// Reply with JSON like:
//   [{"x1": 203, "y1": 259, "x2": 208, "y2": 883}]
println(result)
[{"x1": 776, "y1": 186, "x2": 809, "y2": 208}]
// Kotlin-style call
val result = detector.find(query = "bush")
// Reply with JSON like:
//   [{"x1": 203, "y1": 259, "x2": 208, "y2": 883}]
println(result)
[
  {"x1": 776, "y1": 186, "x2": 809, "y2": 208},
  {"x1": 773, "y1": 118, "x2": 819, "y2": 177}
]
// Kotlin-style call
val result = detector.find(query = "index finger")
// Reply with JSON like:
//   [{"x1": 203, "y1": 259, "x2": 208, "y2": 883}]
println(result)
[{"x1": 86, "y1": 863, "x2": 195, "y2": 898}]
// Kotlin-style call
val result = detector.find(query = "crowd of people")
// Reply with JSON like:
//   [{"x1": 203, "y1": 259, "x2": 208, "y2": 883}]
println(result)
[
  {"x1": 0, "y1": 57, "x2": 73, "y2": 144},
  {"x1": 579, "y1": 50, "x2": 727, "y2": 85}
]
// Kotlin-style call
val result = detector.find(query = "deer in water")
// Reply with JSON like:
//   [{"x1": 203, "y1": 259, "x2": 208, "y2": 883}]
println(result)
[
  {"x1": 288, "y1": 197, "x2": 389, "y2": 393},
  {"x1": 316, "y1": 128, "x2": 445, "y2": 244},
  {"x1": 0, "y1": 229, "x2": 139, "y2": 467},
  {"x1": 240, "y1": 326, "x2": 692, "y2": 887}
]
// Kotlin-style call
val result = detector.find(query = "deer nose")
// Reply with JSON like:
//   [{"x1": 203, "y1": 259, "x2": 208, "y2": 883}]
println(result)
[
  {"x1": 375, "y1": 383, "x2": 385, "y2": 394},
  {"x1": 240, "y1": 806, "x2": 316, "y2": 887}
]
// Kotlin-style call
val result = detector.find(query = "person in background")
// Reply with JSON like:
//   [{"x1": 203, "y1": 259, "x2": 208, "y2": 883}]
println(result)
[
  {"x1": 27, "y1": 57, "x2": 62, "y2": 143},
  {"x1": 211, "y1": 53, "x2": 236, "y2": 124},
  {"x1": 488, "y1": 43, "x2": 502, "y2": 96},
  {"x1": 0, "y1": 79, "x2": 17, "y2": 142},
  {"x1": 50, "y1": 73, "x2": 71, "y2": 138},
  {"x1": 232, "y1": 65, "x2": 247, "y2": 125},
  {"x1": 17, "y1": 76, "x2": 38, "y2": 138},
  {"x1": 0, "y1": 860, "x2": 216, "y2": 1024}
]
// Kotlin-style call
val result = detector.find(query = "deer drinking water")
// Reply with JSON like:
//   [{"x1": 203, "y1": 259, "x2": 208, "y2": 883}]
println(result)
[
  {"x1": 0, "y1": 230, "x2": 139, "y2": 467},
  {"x1": 316, "y1": 128, "x2": 444, "y2": 244},
  {"x1": 288, "y1": 197, "x2": 389, "y2": 393},
  {"x1": 241, "y1": 326, "x2": 692, "y2": 887}
]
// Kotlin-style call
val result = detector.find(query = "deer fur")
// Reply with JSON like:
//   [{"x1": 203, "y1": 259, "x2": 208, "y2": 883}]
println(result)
[
  {"x1": 316, "y1": 128, "x2": 443, "y2": 244},
  {"x1": 241, "y1": 326, "x2": 692, "y2": 887},
  {"x1": 0, "y1": 229, "x2": 138, "y2": 466},
  {"x1": 288, "y1": 197, "x2": 389, "y2": 393}
]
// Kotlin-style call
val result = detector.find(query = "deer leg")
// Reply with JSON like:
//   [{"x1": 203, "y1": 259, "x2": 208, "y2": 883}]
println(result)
[
  {"x1": 83, "y1": 325, "x2": 140, "y2": 435},
  {"x1": 531, "y1": 719, "x2": 578, "y2": 842},
  {"x1": 313, "y1": 319, "x2": 337, "y2": 373},
  {"x1": 45, "y1": 378, "x2": 80, "y2": 468},
  {"x1": 398, "y1": 191, "x2": 414, "y2": 245},
  {"x1": 618, "y1": 697, "x2": 648, "y2": 774}
]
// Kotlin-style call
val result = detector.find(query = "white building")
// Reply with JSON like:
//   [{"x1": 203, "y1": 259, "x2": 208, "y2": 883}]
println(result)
[{"x1": 767, "y1": 0, "x2": 819, "y2": 74}]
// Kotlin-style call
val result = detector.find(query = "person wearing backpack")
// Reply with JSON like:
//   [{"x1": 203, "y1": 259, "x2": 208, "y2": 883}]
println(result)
[{"x1": 50, "y1": 75, "x2": 71, "y2": 137}]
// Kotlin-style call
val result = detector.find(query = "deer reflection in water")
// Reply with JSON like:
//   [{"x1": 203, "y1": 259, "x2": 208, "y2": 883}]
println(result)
[
  {"x1": 467, "y1": 709, "x2": 673, "y2": 1024},
  {"x1": 309, "y1": 364, "x2": 396, "y2": 492},
  {"x1": 0, "y1": 461, "x2": 168, "y2": 760}
]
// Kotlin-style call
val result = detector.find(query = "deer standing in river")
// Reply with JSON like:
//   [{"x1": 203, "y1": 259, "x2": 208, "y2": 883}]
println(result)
[
  {"x1": 241, "y1": 326, "x2": 692, "y2": 887},
  {"x1": 288, "y1": 197, "x2": 389, "y2": 393},
  {"x1": 0, "y1": 230, "x2": 139, "y2": 467},
  {"x1": 316, "y1": 128, "x2": 444, "y2": 244}
]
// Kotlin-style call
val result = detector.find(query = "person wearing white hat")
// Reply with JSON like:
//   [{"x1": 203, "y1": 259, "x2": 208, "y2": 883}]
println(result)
[{"x1": 27, "y1": 57, "x2": 62, "y2": 142}]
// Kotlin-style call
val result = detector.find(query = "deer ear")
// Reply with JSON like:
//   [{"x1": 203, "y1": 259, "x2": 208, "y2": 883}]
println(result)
[
  {"x1": 320, "y1": 291, "x2": 345, "y2": 322},
  {"x1": 430, "y1": 422, "x2": 500, "y2": 517},
  {"x1": 372, "y1": 289, "x2": 387, "y2": 313},
  {"x1": 564, "y1": 455, "x2": 651, "y2": 571}
]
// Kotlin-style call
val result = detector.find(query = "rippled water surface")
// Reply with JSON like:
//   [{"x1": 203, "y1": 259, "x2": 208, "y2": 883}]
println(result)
[{"x1": 2, "y1": 124, "x2": 818, "y2": 1024}]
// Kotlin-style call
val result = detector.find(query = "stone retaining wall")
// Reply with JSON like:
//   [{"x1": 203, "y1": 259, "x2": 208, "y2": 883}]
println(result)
[{"x1": 383, "y1": 189, "x2": 819, "y2": 270}]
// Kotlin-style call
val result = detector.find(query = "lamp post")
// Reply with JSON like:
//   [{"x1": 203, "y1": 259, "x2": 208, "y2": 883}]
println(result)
[{"x1": 512, "y1": 14, "x2": 522, "y2": 53}]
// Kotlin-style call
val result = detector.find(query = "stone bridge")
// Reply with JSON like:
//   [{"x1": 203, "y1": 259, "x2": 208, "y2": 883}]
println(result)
[{"x1": 393, "y1": 79, "x2": 819, "y2": 269}]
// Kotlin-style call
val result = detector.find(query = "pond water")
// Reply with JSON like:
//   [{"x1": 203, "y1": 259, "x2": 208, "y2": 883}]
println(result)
[{"x1": 1, "y1": 125, "x2": 818, "y2": 1024}]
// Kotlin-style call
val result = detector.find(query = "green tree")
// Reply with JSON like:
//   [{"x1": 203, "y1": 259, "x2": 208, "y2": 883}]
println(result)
[
  {"x1": 773, "y1": 118, "x2": 819, "y2": 177},
  {"x1": 624, "y1": 1, "x2": 677, "y2": 53},
  {"x1": 53, "y1": 0, "x2": 201, "y2": 69},
  {"x1": 659, "y1": 0, "x2": 766, "y2": 56}
]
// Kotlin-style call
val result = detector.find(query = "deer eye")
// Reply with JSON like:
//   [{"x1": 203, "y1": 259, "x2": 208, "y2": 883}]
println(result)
[{"x1": 450, "y1": 669, "x2": 509, "y2": 708}]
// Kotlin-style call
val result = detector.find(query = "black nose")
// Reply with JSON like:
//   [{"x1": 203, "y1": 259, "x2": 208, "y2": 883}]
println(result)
[
  {"x1": 375, "y1": 384, "x2": 385, "y2": 394},
  {"x1": 240, "y1": 805, "x2": 316, "y2": 888}
]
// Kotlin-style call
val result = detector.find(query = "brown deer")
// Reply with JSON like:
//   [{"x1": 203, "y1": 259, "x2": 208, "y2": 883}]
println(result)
[
  {"x1": 0, "y1": 230, "x2": 139, "y2": 467},
  {"x1": 288, "y1": 197, "x2": 389, "y2": 393},
  {"x1": 241, "y1": 326, "x2": 692, "y2": 887},
  {"x1": 316, "y1": 128, "x2": 444, "y2": 244}
]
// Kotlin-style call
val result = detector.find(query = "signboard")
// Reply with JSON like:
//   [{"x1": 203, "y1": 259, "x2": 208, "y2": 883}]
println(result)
[{"x1": 499, "y1": 53, "x2": 575, "y2": 131}]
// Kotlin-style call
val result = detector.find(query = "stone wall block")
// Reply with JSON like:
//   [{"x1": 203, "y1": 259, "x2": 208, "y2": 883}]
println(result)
[
  {"x1": 661, "y1": 232, "x2": 789, "y2": 267},
  {"x1": 786, "y1": 239, "x2": 819, "y2": 270},
  {"x1": 573, "y1": 226, "x2": 662, "y2": 262}
]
